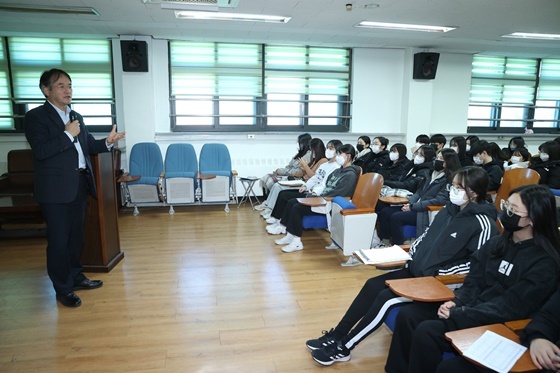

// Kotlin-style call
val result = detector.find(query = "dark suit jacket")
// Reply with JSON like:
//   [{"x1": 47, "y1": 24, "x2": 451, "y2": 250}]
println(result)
[{"x1": 24, "y1": 101, "x2": 110, "y2": 204}]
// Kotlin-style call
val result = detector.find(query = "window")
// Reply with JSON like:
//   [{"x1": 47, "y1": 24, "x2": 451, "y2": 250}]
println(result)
[
  {"x1": 170, "y1": 41, "x2": 351, "y2": 132},
  {"x1": 1, "y1": 37, "x2": 114, "y2": 132},
  {"x1": 467, "y1": 56, "x2": 560, "y2": 132}
]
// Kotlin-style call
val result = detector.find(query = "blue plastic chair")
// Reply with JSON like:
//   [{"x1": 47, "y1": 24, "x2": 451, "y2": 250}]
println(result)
[
  {"x1": 163, "y1": 143, "x2": 198, "y2": 213},
  {"x1": 198, "y1": 143, "x2": 235, "y2": 210},
  {"x1": 125, "y1": 142, "x2": 164, "y2": 215}
]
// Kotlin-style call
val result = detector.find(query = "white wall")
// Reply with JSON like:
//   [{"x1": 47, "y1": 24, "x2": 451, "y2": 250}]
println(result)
[{"x1": 0, "y1": 40, "x2": 553, "y2": 176}]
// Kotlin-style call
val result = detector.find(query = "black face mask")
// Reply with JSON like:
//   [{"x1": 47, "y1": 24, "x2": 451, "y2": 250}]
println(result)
[
  {"x1": 356, "y1": 144, "x2": 364, "y2": 152},
  {"x1": 434, "y1": 160, "x2": 445, "y2": 171},
  {"x1": 500, "y1": 212, "x2": 530, "y2": 232}
]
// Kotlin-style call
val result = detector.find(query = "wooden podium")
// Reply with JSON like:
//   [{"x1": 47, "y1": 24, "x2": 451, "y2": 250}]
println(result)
[{"x1": 82, "y1": 151, "x2": 124, "y2": 272}]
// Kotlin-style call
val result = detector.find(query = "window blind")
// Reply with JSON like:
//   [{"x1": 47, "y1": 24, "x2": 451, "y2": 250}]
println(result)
[
  {"x1": 537, "y1": 59, "x2": 560, "y2": 101},
  {"x1": 265, "y1": 46, "x2": 350, "y2": 95},
  {"x1": 470, "y1": 56, "x2": 538, "y2": 104},
  {"x1": 8, "y1": 37, "x2": 112, "y2": 100},
  {"x1": 170, "y1": 41, "x2": 262, "y2": 96},
  {"x1": 0, "y1": 38, "x2": 13, "y2": 129}
]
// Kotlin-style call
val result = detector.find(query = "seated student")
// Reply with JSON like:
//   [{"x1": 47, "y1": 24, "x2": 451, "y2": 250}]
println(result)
[
  {"x1": 352, "y1": 136, "x2": 374, "y2": 173},
  {"x1": 378, "y1": 149, "x2": 462, "y2": 245},
  {"x1": 411, "y1": 134, "x2": 430, "y2": 156},
  {"x1": 383, "y1": 145, "x2": 435, "y2": 195},
  {"x1": 435, "y1": 285, "x2": 560, "y2": 372},
  {"x1": 268, "y1": 144, "x2": 361, "y2": 253},
  {"x1": 258, "y1": 138, "x2": 326, "y2": 215},
  {"x1": 487, "y1": 141, "x2": 509, "y2": 164},
  {"x1": 377, "y1": 143, "x2": 413, "y2": 183},
  {"x1": 502, "y1": 135, "x2": 526, "y2": 159},
  {"x1": 384, "y1": 184, "x2": 560, "y2": 373},
  {"x1": 306, "y1": 166, "x2": 499, "y2": 366},
  {"x1": 504, "y1": 147, "x2": 531, "y2": 171},
  {"x1": 264, "y1": 140, "x2": 342, "y2": 224},
  {"x1": 257, "y1": 133, "x2": 312, "y2": 200},
  {"x1": 465, "y1": 135, "x2": 479, "y2": 155},
  {"x1": 366, "y1": 136, "x2": 391, "y2": 173},
  {"x1": 470, "y1": 140, "x2": 504, "y2": 191},
  {"x1": 430, "y1": 134, "x2": 447, "y2": 152},
  {"x1": 530, "y1": 140, "x2": 560, "y2": 189},
  {"x1": 449, "y1": 136, "x2": 473, "y2": 167}
]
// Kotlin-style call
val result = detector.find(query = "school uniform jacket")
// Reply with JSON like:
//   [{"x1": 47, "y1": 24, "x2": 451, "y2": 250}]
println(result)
[{"x1": 520, "y1": 286, "x2": 560, "y2": 349}]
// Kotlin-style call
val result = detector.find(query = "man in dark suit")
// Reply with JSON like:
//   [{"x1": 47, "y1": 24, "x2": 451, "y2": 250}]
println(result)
[{"x1": 24, "y1": 68, "x2": 125, "y2": 308}]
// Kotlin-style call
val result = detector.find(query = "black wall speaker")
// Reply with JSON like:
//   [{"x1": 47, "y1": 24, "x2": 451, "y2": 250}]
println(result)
[
  {"x1": 413, "y1": 52, "x2": 440, "y2": 80},
  {"x1": 121, "y1": 41, "x2": 148, "y2": 72}
]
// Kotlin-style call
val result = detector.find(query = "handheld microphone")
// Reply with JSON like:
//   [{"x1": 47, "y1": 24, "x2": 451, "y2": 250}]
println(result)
[{"x1": 70, "y1": 110, "x2": 78, "y2": 143}]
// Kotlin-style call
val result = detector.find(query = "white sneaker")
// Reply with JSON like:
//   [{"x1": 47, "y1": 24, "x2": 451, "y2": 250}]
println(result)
[
  {"x1": 266, "y1": 224, "x2": 286, "y2": 235},
  {"x1": 261, "y1": 211, "x2": 273, "y2": 219},
  {"x1": 265, "y1": 217, "x2": 279, "y2": 225},
  {"x1": 341, "y1": 255, "x2": 363, "y2": 267},
  {"x1": 325, "y1": 241, "x2": 339, "y2": 250},
  {"x1": 275, "y1": 234, "x2": 294, "y2": 245},
  {"x1": 260, "y1": 209, "x2": 272, "y2": 217},
  {"x1": 281, "y1": 240, "x2": 303, "y2": 252},
  {"x1": 254, "y1": 202, "x2": 269, "y2": 211}
]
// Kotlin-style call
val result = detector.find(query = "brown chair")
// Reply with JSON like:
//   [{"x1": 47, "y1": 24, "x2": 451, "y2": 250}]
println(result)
[{"x1": 494, "y1": 168, "x2": 540, "y2": 214}]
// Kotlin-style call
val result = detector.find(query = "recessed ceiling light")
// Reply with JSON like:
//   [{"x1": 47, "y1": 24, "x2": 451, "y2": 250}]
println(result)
[
  {"x1": 0, "y1": 3, "x2": 99, "y2": 16},
  {"x1": 355, "y1": 21, "x2": 456, "y2": 33},
  {"x1": 175, "y1": 11, "x2": 291, "y2": 23},
  {"x1": 502, "y1": 32, "x2": 560, "y2": 41}
]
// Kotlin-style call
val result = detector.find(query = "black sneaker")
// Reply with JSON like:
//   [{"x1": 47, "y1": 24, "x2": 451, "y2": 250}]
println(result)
[
  {"x1": 311, "y1": 342, "x2": 351, "y2": 366},
  {"x1": 306, "y1": 328, "x2": 338, "y2": 351}
]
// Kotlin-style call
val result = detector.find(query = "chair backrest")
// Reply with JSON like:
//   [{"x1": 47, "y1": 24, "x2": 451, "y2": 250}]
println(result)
[
  {"x1": 199, "y1": 143, "x2": 232, "y2": 178},
  {"x1": 164, "y1": 143, "x2": 198, "y2": 178},
  {"x1": 351, "y1": 172, "x2": 385, "y2": 209},
  {"x1": 129, "y1": 142, "x2": 163, "y2": 185},
  {"x1": 495, "y1": 168, "x2": 541, "y2": 213}
]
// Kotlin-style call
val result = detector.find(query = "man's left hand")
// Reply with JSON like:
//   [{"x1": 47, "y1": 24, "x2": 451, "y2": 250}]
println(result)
[{"x1": 106, "y1": 124, "x2": 126, "y2": 145}]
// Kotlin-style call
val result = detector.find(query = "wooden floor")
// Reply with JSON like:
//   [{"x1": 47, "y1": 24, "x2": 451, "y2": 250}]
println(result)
[{"x1": 0, "y1": 203, "x2": 392, "y2": 373}]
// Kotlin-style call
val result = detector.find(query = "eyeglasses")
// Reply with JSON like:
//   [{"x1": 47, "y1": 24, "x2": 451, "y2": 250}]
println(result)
[
  {"x1": 53, "y1": 83, "x2": 72, "y2": 91},
  {"x1": 450, "y1": 185, "x2": 464, "y2": 195},
  {"x1": 500, "y1": 199, "x2": 528, "y2": 218}
]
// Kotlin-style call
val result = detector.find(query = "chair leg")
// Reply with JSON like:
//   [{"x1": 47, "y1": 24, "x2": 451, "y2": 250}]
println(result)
[
  {"x1": 224, "y1": 203, "x2": 230, "y2": 213},
  {"x1": 169, "y1": 205, "x2": 175, "y2": 215},
  {"x1": 133, "y1": 205, "x2": 140, "y2": 216}
]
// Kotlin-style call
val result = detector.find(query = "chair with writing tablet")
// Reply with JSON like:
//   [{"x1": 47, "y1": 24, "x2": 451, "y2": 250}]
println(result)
[
  {"x1": 198, "y1": 143, "x2": 237, "y2": 212},
  {"x1": 162, "y1": 143, "x2": 198, "y2": 214}
]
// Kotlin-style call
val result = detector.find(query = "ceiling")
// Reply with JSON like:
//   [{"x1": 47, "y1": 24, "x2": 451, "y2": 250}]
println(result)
[{"x1": 1, "y1": 0, "x2": 559, "y2": 58}]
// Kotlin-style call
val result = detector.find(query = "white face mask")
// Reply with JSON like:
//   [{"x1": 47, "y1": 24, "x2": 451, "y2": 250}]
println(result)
[
  {"x1": 335, "y1": 155, "x2": 346, "y2": 166},
  {"x1": 466, "y1": 144, "x2": 471, "y2": 152},
  {"x1": 510, "y1": 156, "x2": 521, "y2": 164},
  {"x1": 371, "y1": 145, "x2": 381, "y2": 154},
  {"x1": 389, "y1": 151, "x2": 399, "y2": 161},
  {"x1": 325, "y1": 149, "x2": 336, "y2": 159},
  {"x1": 473, "y1": 155, "x2": 484, "y2": 165},
  {"x1": 540, "y1": 152, "x2": 550, "y2": 162},
  {"x1": 414, "y1": 155, "x2": 425, "y2": 165},
  {"x1": 451, "y1": 146, "x2": 459, "y2": 153},
  {"x1": 449, "y1": 187, "x2": 469, "y2": 206}
]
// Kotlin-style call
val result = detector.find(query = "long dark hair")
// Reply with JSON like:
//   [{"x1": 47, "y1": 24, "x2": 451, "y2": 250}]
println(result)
[
  {"x1": 440, "y1": 148, "x2": 461, "y2": 181},
  {"x1": 295, "y1": 133, "x2": 312, "y2": 159},
  {"x1": 451, "y1": 166, "x2": 489, "y2": 203},
  {"x1": 390, "y1": 143, "x2": 408, "y2": 160},
  {"x1": 450, "y1": 136, "x2": 467, "y2": 157},
  {"x1": 417, "y1": 145, "x2": 436, "y2": 163},
  {"x1": 308, "y1": 138, "x2": 326, "y2": 168},
  {"x1": 338, "y1": 144, "x2": 356, "y2": 160},
  {"x1": 539, "y1": 141, "x2": 560, "y2": 162},
  {"x1": 494, "y1": 185, "x2": 560, "y2": 267}
]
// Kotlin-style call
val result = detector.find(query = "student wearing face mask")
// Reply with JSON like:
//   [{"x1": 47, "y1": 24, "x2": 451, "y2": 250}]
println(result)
[
  {"x1": 377, "y1": 143, "x2": 413, "y2": 183},
  {"x1": 504, "y1": 147, "x2": 531, "y2": 171},
  {"x1": 352, "y1": 136, "x2": 374, "y2": 172},
  {"x1": 385, "y1": 184, "x2": 560, "y2": 373},
  {"x1": 264, "y1": 140, "x2": 342, "y2": 224},
  {"x1": 470, "y1": 140, "x2": 503, "y2": 191},
  {"x1": 268, "y1": 145, "x2": 361, "y2": 253},
  {"x1": 378, "y1": 149, "x2": 462, "y2": 245},
  {"x1": 530, "y1": 141, "x2": 560, "y2": 189},
  {"x1": 355, "y1": 136, "x2": 391, "y2": 173},
  {"x1": 383, "y1": 145, "x2": 435, "y2": 195},
  {"x1": 306, "y1": 166, "x2": 499, "y2": 366},
  {"x1": 502, "y1": 136, "x2": 526, "y2": 159},
  {"x1": 465, "y1": 135, "x2": 479, "y2": 157},
  {"x1": 449, "y1": 136, "x2": 473, "y2": 167},
  {"x1": 411, "y1": 134, "x2": 430, "y2": 156},
  {"x1": 430, "y1": 134, "x2": 447, "y2": 152}
]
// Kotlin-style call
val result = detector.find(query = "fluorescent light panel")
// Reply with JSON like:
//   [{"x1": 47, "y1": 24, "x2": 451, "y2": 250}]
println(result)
[
  {"x1": 175, "y1": 11, "x2": 291, "y2": 23},
  {"x1": 355, "y1": 21, "x2": 456, "y2": 33},
  {"x1": 0, "y1": 3, "x2": 99, "y2": 16},
  {"x1": 502, "y1": 32, "x2": 560, "y2": 41}
]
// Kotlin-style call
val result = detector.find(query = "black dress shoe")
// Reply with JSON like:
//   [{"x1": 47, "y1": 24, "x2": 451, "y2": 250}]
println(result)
[
  {"x1": 74, "y1": 278, "x2": 103, "y2": 291},
  {"x1": 56, "y1": 292, "x2": 82, "y2": 307}
]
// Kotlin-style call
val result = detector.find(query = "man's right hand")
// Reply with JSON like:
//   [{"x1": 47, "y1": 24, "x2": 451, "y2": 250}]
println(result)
[{"x1": 65, "y1": 119, "x2": 80, "y2": 138}]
